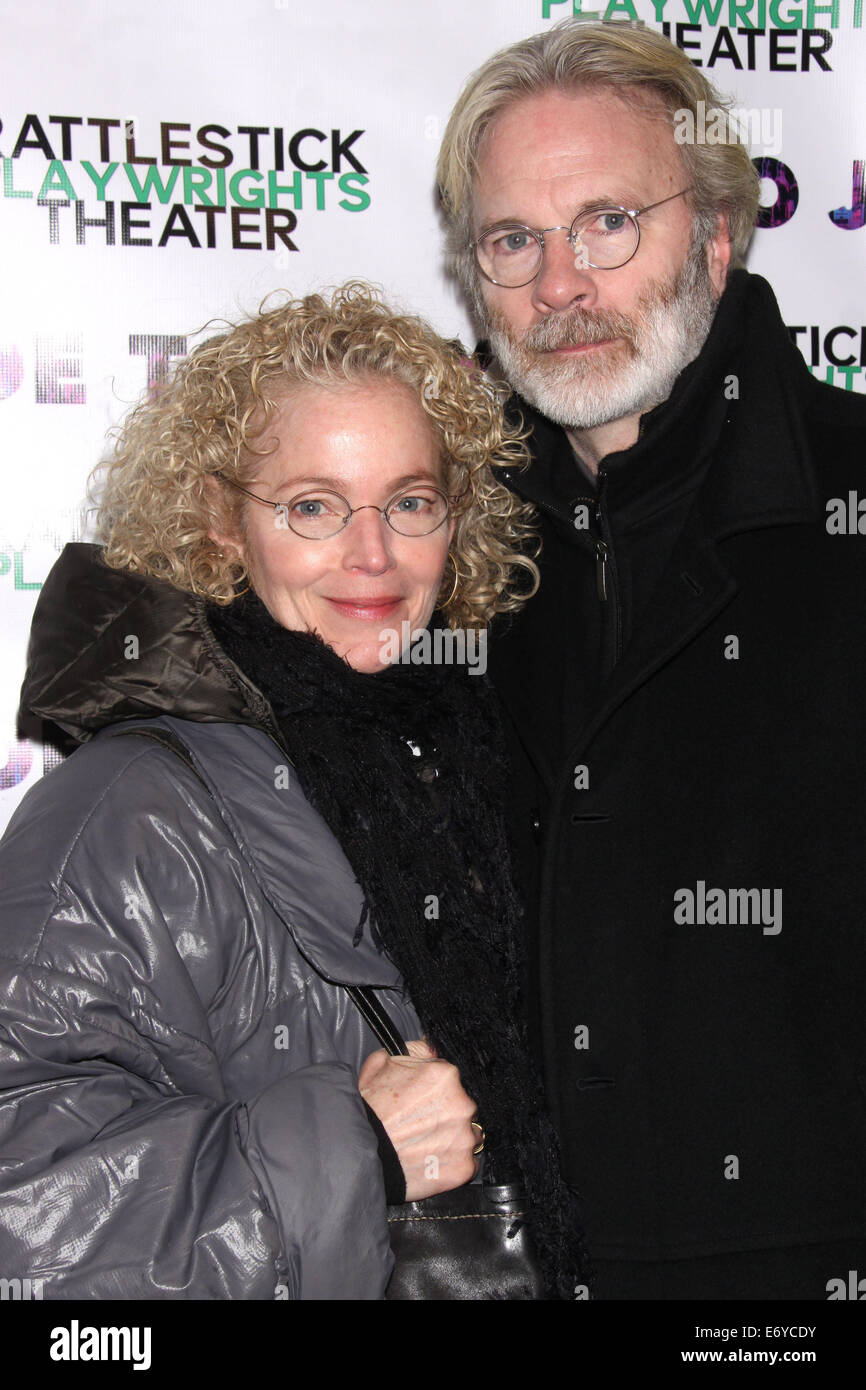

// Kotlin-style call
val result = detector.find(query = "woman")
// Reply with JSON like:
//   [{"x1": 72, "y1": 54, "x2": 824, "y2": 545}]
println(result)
[{"x1": 0, "y1": 282, "x2": 584, "y2": 1299}]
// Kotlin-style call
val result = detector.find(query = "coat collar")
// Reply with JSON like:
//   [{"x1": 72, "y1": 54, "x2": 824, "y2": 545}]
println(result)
[
  {"x1": 165, "y1": 719, "x2": 404, "y2": 988},
  {"x1": 495, "y1": 271, "x2": 823, "y2": 541},
  {"x1": 593, "y1": 273, "x2": 825, "y2": 748},
  {"x1": 489, "y1": 272, "x2": 825, "y2": 793},
  {"x1": 104, "y1": 714, "x2": 403, "y2": 989},
  {"x1": 692, "y1": 272, "x2": 823, "y2": 538},
  {"x1": 589, "y1": 272, "x2": 824, "y2": 748}
]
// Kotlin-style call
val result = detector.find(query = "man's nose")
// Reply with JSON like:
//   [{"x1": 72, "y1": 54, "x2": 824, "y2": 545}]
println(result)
[
  {"x1": 341, "y1": 506, "x2": 395, "y2": 572},
  {"x1": 530, "y1": 229, "x2": 599, "y2": 315}
]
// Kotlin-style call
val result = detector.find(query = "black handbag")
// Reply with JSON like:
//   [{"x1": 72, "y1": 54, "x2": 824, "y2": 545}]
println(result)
[{"x1": 345, "y1": 983, "x2": 548, "y2": 1300}]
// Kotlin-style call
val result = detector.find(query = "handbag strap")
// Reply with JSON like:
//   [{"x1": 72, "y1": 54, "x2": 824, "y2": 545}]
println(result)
[
  {"x1": 112, "y1": 724, "x2": 412, "y2": 1058},
  {"x1": 343, "y1": 984, "x2": 410, "y2": 1057}
]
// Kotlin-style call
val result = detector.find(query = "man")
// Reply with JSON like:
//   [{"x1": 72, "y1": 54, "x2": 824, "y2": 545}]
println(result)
[{"x1": 438, "y1": 21, "x2": 866, "y2": 1300}]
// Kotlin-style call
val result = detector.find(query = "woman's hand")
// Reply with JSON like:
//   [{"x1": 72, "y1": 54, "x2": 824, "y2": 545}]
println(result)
[{"x1": 358, "y1": 1040, "x2": 479, "y2": 1201}]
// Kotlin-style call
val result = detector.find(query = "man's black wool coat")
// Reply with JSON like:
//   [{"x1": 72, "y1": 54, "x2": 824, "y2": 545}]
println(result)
[{"x1": 488, "y1": 270, "x2": 866, "y2": 1299}]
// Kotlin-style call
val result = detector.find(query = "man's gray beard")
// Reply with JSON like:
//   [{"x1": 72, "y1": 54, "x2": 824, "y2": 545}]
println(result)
[{"x1": 485, "y1": 243, "x2": 720, "y2": 431}]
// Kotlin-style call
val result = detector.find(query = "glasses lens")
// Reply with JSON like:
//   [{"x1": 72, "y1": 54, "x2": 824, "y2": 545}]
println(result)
[
  {"x1": 386, "y1": 487, "x2": 448, "y2": 537},
  {"x1": 475, "y1": 226, "x2": 542, "y2": 287},
  {"x1": 571, "y1": 208, "x2": 639, "y2": 269},
  {"x1": 285, "y1": 490, "x2": 351, "y2": 538}
]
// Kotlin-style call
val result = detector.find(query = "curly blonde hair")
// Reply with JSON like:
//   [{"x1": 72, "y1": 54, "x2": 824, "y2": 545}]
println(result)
[{"x1": 92, "y1": 281, "x2": 539, "y2": 629}]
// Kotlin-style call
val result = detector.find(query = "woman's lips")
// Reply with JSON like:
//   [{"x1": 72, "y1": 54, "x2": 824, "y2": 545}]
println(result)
[{"x1": 324, "y1": 596, "x2": 404, "y2": 621}]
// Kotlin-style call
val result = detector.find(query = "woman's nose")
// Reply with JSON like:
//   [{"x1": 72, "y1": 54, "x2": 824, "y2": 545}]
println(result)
[{"x1": 341, "y1": 506, "x2": 395, "y2": 572}]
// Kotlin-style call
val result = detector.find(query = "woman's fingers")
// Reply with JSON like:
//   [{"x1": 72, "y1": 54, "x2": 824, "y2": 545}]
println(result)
[{"x1": 359, "y1": 1052, "x2": 479, "y2": 1200}]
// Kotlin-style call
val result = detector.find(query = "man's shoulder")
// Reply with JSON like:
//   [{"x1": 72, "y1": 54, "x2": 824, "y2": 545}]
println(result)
[
  {"x1": 733, "y1": 271, "x2": 866, "y2": 454},
  {"x1": 802, "y1": 372, "x2": 866, "y2": 429},
  {"x1": 797, "y1": 377, "x2": 866, "y2": 497}
]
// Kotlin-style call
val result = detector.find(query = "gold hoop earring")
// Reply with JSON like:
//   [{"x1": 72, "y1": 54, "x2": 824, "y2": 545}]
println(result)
[
  {"x1": 231, "y1": 565, "x2": 251, "y2": 598},
  {"x1": 441, "y1": 554, "x2": 461, "y2": 609},
  {"x1": 218, "y1": 544, "x2": 250, "y2": 598}
]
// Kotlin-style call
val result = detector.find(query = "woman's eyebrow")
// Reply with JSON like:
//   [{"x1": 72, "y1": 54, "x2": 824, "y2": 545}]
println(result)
[{"x1": 266, "y1": 471, "x2": 442, "y2": 494}]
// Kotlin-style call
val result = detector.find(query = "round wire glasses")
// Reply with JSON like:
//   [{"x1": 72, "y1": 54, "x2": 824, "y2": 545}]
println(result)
[
  {"x1": 219, "y1": 475, "x2": 453, "y2": 539},
  {"x1": 471, "y1": 187, "x2": 694, "y2": 288}
]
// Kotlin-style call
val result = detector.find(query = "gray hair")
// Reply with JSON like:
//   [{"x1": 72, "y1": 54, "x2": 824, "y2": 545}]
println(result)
[{"x1": 437, "y1": 20, "x2": 760, "y2": 314}]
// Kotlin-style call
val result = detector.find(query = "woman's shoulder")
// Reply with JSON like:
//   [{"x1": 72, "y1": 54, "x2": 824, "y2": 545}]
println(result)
[
  {"x1": 0, "y1": 721, "x2": 252, "y2": 941},
  {"x1": 0, "y1": 716, "x2": 399, "y2": 991},
  {"x1": 0, "y1": 724, "x2": 243, "y2": 1011},
  {"x1": 2, "y1": 719, "x2": 233, "y2": 846}
]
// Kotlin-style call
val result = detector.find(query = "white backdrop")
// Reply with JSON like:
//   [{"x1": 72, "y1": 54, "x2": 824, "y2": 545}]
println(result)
[{"x1": 1, "y1": 0, "x2": 864, "y2": 824}]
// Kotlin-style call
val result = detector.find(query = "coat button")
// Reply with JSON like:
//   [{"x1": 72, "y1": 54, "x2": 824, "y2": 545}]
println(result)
[
  {"x1": 419, "y1": 765, "x2": 438, "y2": 784},
  {"x1": 530, "y1": 809, "x2": 542, "y2": 843}
]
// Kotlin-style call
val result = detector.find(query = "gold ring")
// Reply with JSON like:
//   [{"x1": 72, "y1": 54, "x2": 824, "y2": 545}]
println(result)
[{"x1": 471, "y1": 1120, "x2": 485, "y2": 1155}]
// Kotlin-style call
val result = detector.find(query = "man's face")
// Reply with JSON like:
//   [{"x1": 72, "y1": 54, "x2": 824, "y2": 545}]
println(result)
[{"x1": 471, "y1": 88, "x2": 731, "y2": 430}]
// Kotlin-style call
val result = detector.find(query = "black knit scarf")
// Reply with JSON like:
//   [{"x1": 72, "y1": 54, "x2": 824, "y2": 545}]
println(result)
[{"x1": 207, "y1": 591, "x2": 589, "y2": 1298}]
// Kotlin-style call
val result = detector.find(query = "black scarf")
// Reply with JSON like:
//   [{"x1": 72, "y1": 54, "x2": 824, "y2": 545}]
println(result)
[{"x1": 207, "y1": 592, "x2": 589, "y2": 1298}]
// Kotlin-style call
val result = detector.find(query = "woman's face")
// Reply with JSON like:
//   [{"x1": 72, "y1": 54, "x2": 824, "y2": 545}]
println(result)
[{"x1": 228, "y1": 378, "x2": 454, "y2": 673}]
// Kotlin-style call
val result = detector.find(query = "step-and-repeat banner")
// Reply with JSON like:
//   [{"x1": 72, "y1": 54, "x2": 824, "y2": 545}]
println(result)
[{"x1": 1, "y1": 0, "x2": 864, "y2": 824}]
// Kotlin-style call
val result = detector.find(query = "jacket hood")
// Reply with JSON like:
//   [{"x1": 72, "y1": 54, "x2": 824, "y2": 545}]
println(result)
[{"x1": 20, "y1": 543, "x2": 275, "y2": 744}]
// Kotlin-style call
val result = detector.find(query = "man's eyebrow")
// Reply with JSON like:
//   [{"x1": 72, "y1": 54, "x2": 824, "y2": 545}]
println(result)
[
  {"x1": 478, "y1": 194, "x2": 641, "y2": 232},
  {"x1": 575, "y1": 194, "x2": 643, "y2": 214}
]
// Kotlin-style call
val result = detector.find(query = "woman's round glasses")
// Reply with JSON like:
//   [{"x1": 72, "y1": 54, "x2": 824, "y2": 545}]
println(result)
[
  {"x1": 219, "y1": 475, "x2": 452, "y2": 539},
  {"x1": 471, "y1": 187, "x2": 694, "y2": 288}
]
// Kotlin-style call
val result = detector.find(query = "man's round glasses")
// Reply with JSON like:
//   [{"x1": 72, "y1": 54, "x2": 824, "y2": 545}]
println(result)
[
  {"x1": 219, "y1": 475, "x2": 453, "y2": 539},
  {"x1": 470, "y1": 187, "x2": 694, "y2": 288}
]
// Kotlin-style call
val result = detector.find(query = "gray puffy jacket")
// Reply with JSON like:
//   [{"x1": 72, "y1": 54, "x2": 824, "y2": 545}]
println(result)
[{"x1": 0, "y1": 545, "x2": 423, "y2": 1299}]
